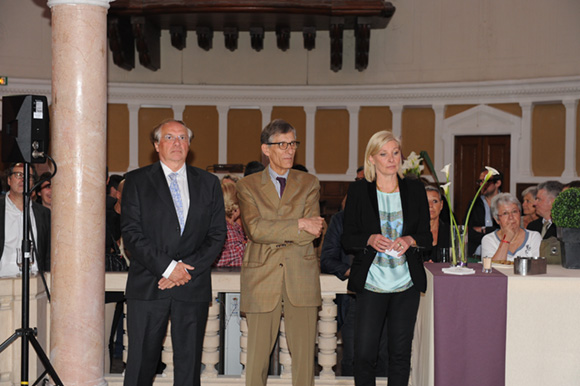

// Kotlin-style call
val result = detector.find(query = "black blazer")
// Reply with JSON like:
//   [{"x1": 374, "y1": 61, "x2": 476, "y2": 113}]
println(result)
[
  {"x1": 527, "y1": 218, "x2": 557, "y2": 239},
  {"x1": 0, "y1": 195, "x2": 51, "y2": 272},
  {"x1": 341, "y1": 176, "x2": 432, "y2": 293},
  {"x1": 121, "y1": 162, "x2": 226, "y2": 303}
]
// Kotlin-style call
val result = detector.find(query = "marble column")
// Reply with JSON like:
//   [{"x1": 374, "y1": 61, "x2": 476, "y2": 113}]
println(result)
[{"x1": 48, "y1": 0, "x2": 111, "y2": 385}]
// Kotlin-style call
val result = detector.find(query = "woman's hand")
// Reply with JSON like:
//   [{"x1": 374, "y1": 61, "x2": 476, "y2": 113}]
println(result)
[
  {"x1": 392, "y1": 236, "x2": 416, "y2": 255},
  {"x1": 368, "y1": 235, "x2": 416, "y2": 255},
  {"x1": 367, "y1": 234, "x2": 394, "y2": 253}
]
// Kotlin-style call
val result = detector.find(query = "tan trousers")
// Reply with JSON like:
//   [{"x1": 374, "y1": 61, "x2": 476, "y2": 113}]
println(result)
[{"x1": 245, "y1": 284, "x2": 318, "y2": 386}]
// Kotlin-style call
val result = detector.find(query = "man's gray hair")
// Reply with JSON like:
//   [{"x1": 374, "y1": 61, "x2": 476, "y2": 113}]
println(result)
[
  {"x1": 491, "y1": 193, "x2": 522, "y2": 220},
  {"x1": 150, "y1": 119, "x2": 194, "y2": 144},
  {"x1": 260, "y1": 119, "x2": 296, "y2": 144},
  {"x1": 537, "y1": 180, "x2": 564, "y2": 199}
]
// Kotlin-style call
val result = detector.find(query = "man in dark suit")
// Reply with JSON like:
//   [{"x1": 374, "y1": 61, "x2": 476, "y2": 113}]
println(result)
[
  {"x1": 0, "y1": 163, "x2": 50, "y2": 277},
  {"x1": 527, "y1": 180, "x2": 564, "y2": 239},
  {"x1": 121, "y1": 119, "x2": 226, "y2": 386},
  {"x1": 466, "y1": 168, "x2": 502, "y2": 256}
]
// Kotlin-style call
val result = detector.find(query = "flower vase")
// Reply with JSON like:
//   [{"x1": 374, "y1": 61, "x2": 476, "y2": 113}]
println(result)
[{"x1": 450, "y1": 225, "x2": 468, "y2": 267}]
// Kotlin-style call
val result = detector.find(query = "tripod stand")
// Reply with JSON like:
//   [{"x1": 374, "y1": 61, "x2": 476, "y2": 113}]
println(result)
[{"x1": 0, "y1": 162, "x2": 63, "y2": 386}]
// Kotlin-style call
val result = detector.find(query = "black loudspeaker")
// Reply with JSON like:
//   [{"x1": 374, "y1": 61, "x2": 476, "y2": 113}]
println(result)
[{"x1": 2, "y1": 95, "x2": 49, "y2": 163}]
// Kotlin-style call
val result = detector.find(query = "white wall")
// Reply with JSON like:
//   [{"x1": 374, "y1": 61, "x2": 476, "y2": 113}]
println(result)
[{"x1": 1, "y1": 0, "x2": 580, "y2": 85}]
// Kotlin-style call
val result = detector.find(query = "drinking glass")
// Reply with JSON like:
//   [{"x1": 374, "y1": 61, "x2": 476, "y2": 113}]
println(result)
[{"x1": 482, "y1": 256, "x2": 493, "y2": 273}]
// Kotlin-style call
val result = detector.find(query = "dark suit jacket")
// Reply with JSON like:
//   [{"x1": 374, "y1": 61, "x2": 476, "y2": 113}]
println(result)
[
  {"x1": 527, "y1": 218, "x2": 557, "y2": 239},
  {"x1": 320, "y1": 210, "x2": 352, "y2": 281},
  {"x1": 0, "y1": 195, "x2": 51, "y2": 272},
  {"x1": 341, "y1": 176, "x2": 432, "y2": 293},
  {"x1": 121, "y1": 162, "x2": 226, "y2": 303}
]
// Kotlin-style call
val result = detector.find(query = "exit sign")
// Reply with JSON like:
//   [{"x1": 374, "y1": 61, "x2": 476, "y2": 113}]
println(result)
[{"x1": 0, "y1": 76, "x2": 7, "y2": 85}]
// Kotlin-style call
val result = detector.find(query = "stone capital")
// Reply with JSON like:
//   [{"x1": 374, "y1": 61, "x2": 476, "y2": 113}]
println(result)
[{"x1": 48, "y1": 0, "x2": 112, "y2": 9}]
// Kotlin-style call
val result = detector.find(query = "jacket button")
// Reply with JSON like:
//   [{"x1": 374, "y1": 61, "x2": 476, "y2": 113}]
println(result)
[{"x1": 279, "y1": 263, "x2": 284, "y2": 267}]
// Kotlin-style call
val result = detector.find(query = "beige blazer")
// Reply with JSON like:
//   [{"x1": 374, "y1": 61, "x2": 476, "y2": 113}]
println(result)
[{"x1": 236, "y1": 169, "x2": 322, "y2": 313}]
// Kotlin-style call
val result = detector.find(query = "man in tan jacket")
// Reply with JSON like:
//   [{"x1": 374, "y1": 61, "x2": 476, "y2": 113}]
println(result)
[{"x1": 236, "y1": 119, "x2": 324, "y2": 386}]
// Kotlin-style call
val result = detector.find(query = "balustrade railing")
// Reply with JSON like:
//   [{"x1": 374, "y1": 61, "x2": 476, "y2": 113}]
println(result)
[{"x1": 0, "y1": 271, "x2": 357, "y2": 385}]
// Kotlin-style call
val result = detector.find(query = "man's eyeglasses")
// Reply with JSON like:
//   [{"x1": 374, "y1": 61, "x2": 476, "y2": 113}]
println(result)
[
  {"x1": 267, "y1": 141, "x2": 300, "y2": 150},
  {"x1": 162, "y1": 134, "x2": 188, "y2": 142},
  {"x1": 10, "y1": 172, "x2": 27, "y2": 180}
]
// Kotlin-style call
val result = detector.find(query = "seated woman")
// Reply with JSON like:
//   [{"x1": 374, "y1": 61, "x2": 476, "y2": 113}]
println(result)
[
  {"x1": 423, "y1": 185, "x2": 450, "y2": 262},
  {"x1": 214, "y1": 182, "x2": 246, "y2": 267},
  {"x1": 481, "y1": 193, "x2": 542, "y2": 262},
  {"x1": 521, "y1": 186, "x2": 539, "y2": 229}
]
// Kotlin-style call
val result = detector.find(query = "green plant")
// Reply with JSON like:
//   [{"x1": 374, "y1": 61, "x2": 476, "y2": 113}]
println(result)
[{"x1": 552, "y1": 188, "x2": 580, "y2": 229}]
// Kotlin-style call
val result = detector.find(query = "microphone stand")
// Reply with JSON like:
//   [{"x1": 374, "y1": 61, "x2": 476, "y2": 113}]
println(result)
[{"x1": 0, "y1": 162, "x2": 63, "y2": 385}]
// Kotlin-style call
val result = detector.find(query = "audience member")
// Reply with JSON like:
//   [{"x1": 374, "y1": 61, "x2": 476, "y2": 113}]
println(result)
[
  {"x1": 121, "y1": 119, "x2": 226, "y2": 385},
  {"x1": 291, "y1": 164, "x2": 308, "y2": 173},
  {"x1": 0, "y1": 163, "x2": 51, "y2": 277},
  {"x1": 244, "y1": 161, "x2": 265, "y2": 176},
  {"x1": 526, "y1": 180, "x2": 564, "y2": 239},
  {"x1": 107, "y1": 174, "x2": 124, "y2": 200},
  {"x1": 466, "y1": 168, "x2": 503, "y2": 257},
  {"x1": 563, "y1": 180, "x2": 580, "y2": 190},
  {"x1": 423, "y1": 185, "x2": 450, "y2": 262},
  {"x1": 214, "y1": 183, "x2": 246, "y2": 267},
  {"x1": 341, "y1": 131, "x2": 431, "y2": 386},
  {"x1": 520, "y1": 186, "x2": 539, "y2": 229},
  {"x1": 35, "y1": 172, "x2": 52, "y2": 209},
  {"x1": 221, "y1": 174, "x2": 239, "y2": 185},
  {"x1": 355, "y1": 165, "x2": 364, "y2": 181},
  {"x1": 237, "y1": 119, "x2": 324, "y2": 386},
  {"x1": 482, "y1": 193, "x2": 541, "y2": 262}
]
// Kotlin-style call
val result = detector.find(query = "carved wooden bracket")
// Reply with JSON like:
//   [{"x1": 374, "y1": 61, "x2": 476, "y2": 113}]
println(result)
[
  {"x1": 224, "y1": 27, "x2": 239, "y2": 51},
  {"x1": 107, "y1": 16, "x2": 135, "y2": 71},
  {"x1": 131, "y1": 16, "x2": 160, "y2": 71},
  {"x1": 250, "y1": 27, "x2": 265, "y2": 52},
  {"x1": 330, "y1": 22, "x2": 344, "y2": 72},
  {"x1": 108, "y1": 0, "x2": 395, "y2": 72},
  {"x1": 303, "y1": 27, "x2": 316, "y2": 51},
  {"x1": 355, "y1": 20, "x2": 371, "y2": 71},
  {"x1": 170, "y1": 26, "x2": 187, "y2": 50},
  {"x1": 196, "y1": 27, "x2": 213, "y2": 51}
]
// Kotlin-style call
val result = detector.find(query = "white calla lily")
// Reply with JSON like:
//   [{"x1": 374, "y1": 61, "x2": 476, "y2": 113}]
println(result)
[
  {"x1": 442, "y1": 182, "x2": 451, "y2": 194},
  {"x1": 441, "y1": 164, "x2": 451, "y2": 180}
]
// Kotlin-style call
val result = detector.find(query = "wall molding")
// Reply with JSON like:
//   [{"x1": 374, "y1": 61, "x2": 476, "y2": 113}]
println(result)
[{"x1": 1, "y1": 76, "x2": 578, "y2": 182}]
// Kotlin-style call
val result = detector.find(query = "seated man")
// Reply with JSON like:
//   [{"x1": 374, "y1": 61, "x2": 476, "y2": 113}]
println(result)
[{"x1": 0, "y1": 163, "x2": 51, "y2": 277}]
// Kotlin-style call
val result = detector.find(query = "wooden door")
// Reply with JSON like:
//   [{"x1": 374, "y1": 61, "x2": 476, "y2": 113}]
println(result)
[{"x1": 453, "y1": 135, "x2": 510, "y2": 224}]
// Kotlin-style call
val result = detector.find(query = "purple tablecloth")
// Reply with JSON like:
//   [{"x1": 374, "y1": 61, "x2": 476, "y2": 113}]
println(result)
[{"x1": 425, "y1": 263, "x2": 508, "y2": 386}]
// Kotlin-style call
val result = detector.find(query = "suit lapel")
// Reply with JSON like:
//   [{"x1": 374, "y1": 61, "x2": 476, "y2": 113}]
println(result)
[
  {"x1": 148, "y1": 162, "x2": 178, "y2": 220},
  {"x1": 260, "y1": 168, "x2": 281, "y2": 207},
  {"x1": 280, "y1": 170, "x2": 299, "y2": 206},
  {"x1": 184, "y1": 165, "x2": 199, "y2": 231}
]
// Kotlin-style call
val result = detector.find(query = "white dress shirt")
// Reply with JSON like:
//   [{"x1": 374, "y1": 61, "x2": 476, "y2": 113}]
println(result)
[{"x1": 0, "y1": 193, "x2": 40, "y2": 277}]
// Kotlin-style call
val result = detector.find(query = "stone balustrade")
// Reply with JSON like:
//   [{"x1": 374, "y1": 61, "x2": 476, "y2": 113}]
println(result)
[{"x1": 1, "y1": 270, "x2": 359, "y2": 386}]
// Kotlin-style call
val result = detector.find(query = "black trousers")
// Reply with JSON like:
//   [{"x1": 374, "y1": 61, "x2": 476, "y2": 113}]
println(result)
[
  {"x1": 124, "y1": 298, "x2": 209, "y2": 386},
  {"x1": 353, "y1": 286, "x2": 420, "y2": 386}
]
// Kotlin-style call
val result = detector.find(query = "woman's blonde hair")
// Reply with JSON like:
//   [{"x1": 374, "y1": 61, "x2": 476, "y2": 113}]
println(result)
[
  {"x1": 363, "y1": 131, "x2": 402, "y2": 182},
  {"x1": 221, "y1": 182, "x2": 239, "y2": 218}
]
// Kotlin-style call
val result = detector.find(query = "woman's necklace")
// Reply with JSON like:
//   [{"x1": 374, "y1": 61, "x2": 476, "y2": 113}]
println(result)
[{"x1": 378, "y1": 181, "x2": 399, "y2": 193}]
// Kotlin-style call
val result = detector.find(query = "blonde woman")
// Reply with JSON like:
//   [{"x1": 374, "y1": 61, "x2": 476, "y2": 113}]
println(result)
[{"x1": 342, "y1": 131, "x2": 431, "y2": 386}]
